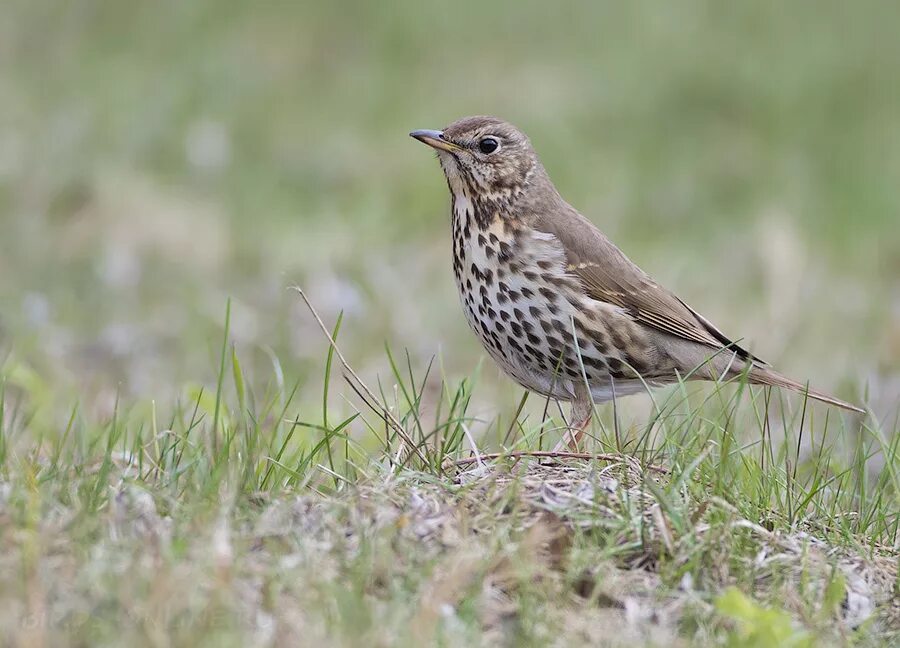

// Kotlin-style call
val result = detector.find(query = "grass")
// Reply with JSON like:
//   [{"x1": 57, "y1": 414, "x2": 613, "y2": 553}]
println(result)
[
  {"x1": 1, "y1": 0, "x2": 899, "y2": 645},
  {"x1": 1, "y1": 297, "x2": 897, "y2": 646}
]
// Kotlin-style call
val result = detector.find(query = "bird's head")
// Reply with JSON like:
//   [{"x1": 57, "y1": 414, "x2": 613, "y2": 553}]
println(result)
[{"x1": 410, "y1": 116, "x2": 539, "y2": 200}]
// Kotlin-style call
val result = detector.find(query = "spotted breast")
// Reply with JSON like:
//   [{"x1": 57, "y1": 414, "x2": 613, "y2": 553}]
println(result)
[{"x1": 450, "y1": 193, "x2": 658, "y2": 403}]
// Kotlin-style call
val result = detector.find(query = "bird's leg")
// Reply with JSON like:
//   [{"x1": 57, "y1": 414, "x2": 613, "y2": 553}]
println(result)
[{"x1": 553, "y1": 383, "x2": 593, "y2": 452}]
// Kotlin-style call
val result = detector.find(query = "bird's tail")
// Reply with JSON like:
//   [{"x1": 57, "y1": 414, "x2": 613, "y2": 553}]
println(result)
[{"x1": 748, "y1": 366, "x2": 865, "y2": 414}]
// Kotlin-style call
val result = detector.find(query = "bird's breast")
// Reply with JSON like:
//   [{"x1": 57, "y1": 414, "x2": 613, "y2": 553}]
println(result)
[{"x1": 448, "y1": 202, "x2": 655, "y2": 399}]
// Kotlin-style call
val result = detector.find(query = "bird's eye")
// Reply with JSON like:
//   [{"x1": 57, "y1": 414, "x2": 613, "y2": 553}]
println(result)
[{"x1": 478, "y1": 137, "x2": 500, "y2": 154}]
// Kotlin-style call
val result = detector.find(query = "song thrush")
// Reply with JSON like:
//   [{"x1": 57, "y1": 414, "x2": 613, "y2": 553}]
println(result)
[{"x1": 410, "y1": 116, "x2": 863, "y2": 449}]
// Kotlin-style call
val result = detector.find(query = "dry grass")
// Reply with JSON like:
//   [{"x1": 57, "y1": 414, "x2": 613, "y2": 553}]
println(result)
[
  {"x1": 0, "y1": 288, "x2": 897, "y2": 645},
  {"x1": 2, "y1": 2, "x2": 899, "y2": 645},
  {"x1": 3, "y1": 453, "x2": 895, "y2": 646}
]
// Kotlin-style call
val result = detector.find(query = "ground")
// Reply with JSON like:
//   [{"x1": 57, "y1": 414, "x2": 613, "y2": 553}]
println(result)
[{"x1": 1, "y1": 1, "x2": 899, "y2": 646}]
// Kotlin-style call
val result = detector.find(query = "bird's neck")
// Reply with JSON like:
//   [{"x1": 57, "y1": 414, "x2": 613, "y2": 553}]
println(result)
[
  {"x1": 449, "y1": 189, "x2": 506, "y2": 231},
  {"x1": 447, "y1": 173, "x2": 527, "y2": 230},
  {"x1": 444, "y1": 159, "x2": 560, "y2": 231}
]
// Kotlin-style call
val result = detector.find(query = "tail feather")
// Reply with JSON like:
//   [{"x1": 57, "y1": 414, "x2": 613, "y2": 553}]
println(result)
[{"x1": 748, "y1": 367, "x2": 865, "y2": 414}]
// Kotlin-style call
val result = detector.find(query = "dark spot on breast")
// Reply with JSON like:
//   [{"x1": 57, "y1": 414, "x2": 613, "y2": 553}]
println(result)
[
  {"x1": 548, "y1": 352, "x2": 565, "y2": 370},
  {"x1": 523, "y1": 271, "x2": 538, "y2": 281},
  {"x1": 513, "y1": 308, "x2": 525, "y2": 321},
  {"x1": 564, "y1": 292, "x2": 583, "y2": 309},
  {"x1": 499, "y1": 310, "x2": 511, "y2": 322},
  {"x1": 489, "y1": 233, "x2": 499, "y2": 244},
  {"x1": 477, "y1": 234, "x2": 487, "y2": 247},
  {"x1": 527, "y1": 332, "x2": 541, "y2": 345},
  {"x1": 508, "y1": 290, "x2": 521, "y2": 302},
  {"x1": 508, "y1": 261, "x2": 521, "y2": 273},
  {"x1": 466, "y1": 279, "x2": 472, "y2": 291},
  {"x1": 483, "y1": 269, "x2": 493, "y2": 285},
  {"x1": 592, "y1": 334, "x2": 610, "y2": 354},
  {"x1": 624, "y1": 353, "x2": 647, "y2": 375},
  {"x1": 486, "y1": 307, "x2": 496, "y2": 320},
  {"x1": 509, "y1": 322, "x2": 523, "y2": 336},
  {"x1": 574, "y1": 318, "x2": 594, "y2": 334},
  {"x1": 582, "y1": 356, "x2": 607, "y2": 370},
  {"x1": 521, "y1": 286, "x2": 534, "y2": 299},
  {"x1": 540, "y1": 319, "x2": 553, "y2": 334},
  {"x1": 485, "y1": 247, "x2": 495, "y2": 259},
  {"x1": 497, "y1": 293, "x2": 508, "y2": 305},
  {"x1": 494, "y1": 321, "x2": 506, "y2": 333},
  {"x1": 552, "y1": 319, "x2": 568, "y2": 334},
  {"x1": 507, "y1": 337, "x2": 524, "y2": 353},
  {"x1": 537, "y1": 260, "x2": 553, "y2": 270},
  {"x1": 538, "y1": 287, "x2": 555, "y2": 301},
  {"x1": 524, "y1": 345, "x2": 544, "y2": 362},
  {"x1": 610, "y1": 329, "x2": 628, "y2": 349},
  {"x1": 498, "y1": 281, "x2": 509, "y2": 294}
]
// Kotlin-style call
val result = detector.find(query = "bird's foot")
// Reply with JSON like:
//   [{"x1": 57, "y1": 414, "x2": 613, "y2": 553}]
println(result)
[{"x1": 552, "y1": 412, "x2": 592, "y2": 453}]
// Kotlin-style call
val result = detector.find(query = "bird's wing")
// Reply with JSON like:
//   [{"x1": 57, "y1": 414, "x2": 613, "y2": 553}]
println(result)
[{"x1": 533, "y1": 206, "x2": 765, "y2": 364}]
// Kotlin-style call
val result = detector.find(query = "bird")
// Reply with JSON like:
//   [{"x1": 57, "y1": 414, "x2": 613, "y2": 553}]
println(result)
[{"x1": 410, "y1": 116, "x2": 864, "y2": 450}]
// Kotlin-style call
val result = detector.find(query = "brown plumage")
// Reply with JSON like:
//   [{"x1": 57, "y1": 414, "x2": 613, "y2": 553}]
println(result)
[{"x1": 410, "y1": 116, "x2": 863, "y2": 447}]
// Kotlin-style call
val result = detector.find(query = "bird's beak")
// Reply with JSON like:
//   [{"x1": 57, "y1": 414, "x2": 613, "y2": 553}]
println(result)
[{"x1": 409, "y1": 129, "x2": 461, "y2": 153}]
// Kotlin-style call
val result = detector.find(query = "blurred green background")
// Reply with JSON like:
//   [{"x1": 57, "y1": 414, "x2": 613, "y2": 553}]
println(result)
[{"x1": 2, "y1": 0, "x2": 899, "y2": 422}]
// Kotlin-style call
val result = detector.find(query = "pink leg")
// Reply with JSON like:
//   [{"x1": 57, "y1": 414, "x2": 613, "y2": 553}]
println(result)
[{"x1": 553, "y1": 384, "x2": 593, "y2": 452}]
